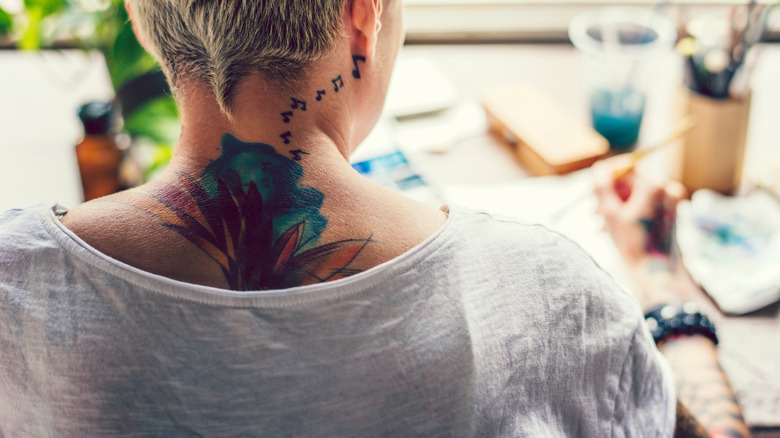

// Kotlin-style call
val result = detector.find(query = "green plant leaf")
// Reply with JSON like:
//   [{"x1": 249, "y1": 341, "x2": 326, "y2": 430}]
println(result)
[
  {"x1": 19, "y1": 0, "x2": 67, "y2": 50},
  {"x1": 146, "y1": 141, "x2": 174, "y2": 180},
  {"x1": 124, "y1": 95, "x2": 180, "y2": 145},
  {"x1": 0, "y1": 7, "x2": 12, "y2": 38},
  {"x1": 107, "y1": 19, "x2": 157, "y2": 90},
  {"x1": 24, "y1": 0, "x2": 68, "y2": 15},
  {"x1": 19, "y1": 6, "x2": 43, "y2": 49},
  {"x1": 23, "y1": 0, "x2": 67, "y2": 16}
]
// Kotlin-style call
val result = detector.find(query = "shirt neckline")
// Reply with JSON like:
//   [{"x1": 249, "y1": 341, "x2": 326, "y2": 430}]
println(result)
[{"x1": 40, "y1": 203, "x2": 458, "y2": 308}]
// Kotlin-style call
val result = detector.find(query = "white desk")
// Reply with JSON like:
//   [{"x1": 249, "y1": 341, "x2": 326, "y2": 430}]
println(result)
[{"x1": 399, "y1": 44, "x2": 780, "y2": 435}]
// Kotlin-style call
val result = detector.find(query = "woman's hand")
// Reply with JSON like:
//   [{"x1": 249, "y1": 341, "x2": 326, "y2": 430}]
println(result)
[
  {"x1": 592, "y1": 156, "x2": 687, "y2": 268},
  {"x1": 593, "y1": 157, "x2": 688, "y2": 310}
]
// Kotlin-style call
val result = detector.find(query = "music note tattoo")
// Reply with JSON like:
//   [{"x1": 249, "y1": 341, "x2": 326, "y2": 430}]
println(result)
[
  {"x1": 280, "y1": 131, "x2": 292, "y2": 144},
  {"x1": 316, "y1": 90, "x2": 326, "y2": 101},
  {"x1": 332, "y1": 75, "x2": 344, "y2": 92},
  {"x1": 351, "y1": 55, "x2": 366, "y2": 79},
  {"x1": 281, "y1": 111, "x2": 293, "y2": 123},
  {"x1": 290, "y1": 149, "x2": 310, "y2": 161},
  {"x1": 290, "y1": 98, "x2": 307, "y2": 111}
]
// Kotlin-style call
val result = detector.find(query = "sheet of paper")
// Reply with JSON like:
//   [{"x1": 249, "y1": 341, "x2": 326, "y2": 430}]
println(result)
[
  {"x1": 395, "y1": 100, "x2": 488, "y2": 156},
  {"x1": 383, "y1": 51, "x2": 460, "y2": 118}
]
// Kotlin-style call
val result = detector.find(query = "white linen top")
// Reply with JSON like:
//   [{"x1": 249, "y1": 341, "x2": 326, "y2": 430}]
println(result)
[{"x1": 0, "y1": 204, "x2": 675, "y2": 437}]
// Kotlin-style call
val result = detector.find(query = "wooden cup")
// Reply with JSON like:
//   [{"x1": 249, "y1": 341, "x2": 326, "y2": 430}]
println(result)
[{"x1": 678, "y1": 89, "x2": 751, "y2": 195}]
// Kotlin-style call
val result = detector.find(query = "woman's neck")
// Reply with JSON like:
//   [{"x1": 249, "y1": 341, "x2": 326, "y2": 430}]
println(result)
[
  {"x1": 172, "y1": 62, "x2": 369, "y2": 166},
  {"x1": 141, "y1": 126, "x2": 372, "y2": 290},
  {"x1": 61, "y1": 52, "x2": 446, "y2": 291},
  {"x1": 126, "y1": 68, "x2": 390, "y2": 290}
]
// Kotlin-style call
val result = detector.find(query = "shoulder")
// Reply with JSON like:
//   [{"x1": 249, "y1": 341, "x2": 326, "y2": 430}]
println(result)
[
  {"x1": 59, "y1": 196, "x2": 138, "y2": 250},
  {"x1": 60, "y1": 188, "x2": 217, "y2": 257},
  {"x1": 59, "y1": 191, "x2": 226, "y2": 287},
  {"x1": 450, "y1": 207, "x2": 631, "y2": 302},
  {"x1": 450, "y1": 210, "x2": 674, "y2": 435},
  {"x1": 1, "y1": 204, "x2": 48, "y2": 230},
  {"x1": 450, "y1": 207, "x2": 594, "y2": 256},
  {"x1": 447, "y1": 207, "x2": 643, "y2": 338},
  {"x1": 0, "y1": 204, "x2": 60, "y2": 253},
  {"x1": 0, "y1": 204, "x2": 72, "y2": 300}
]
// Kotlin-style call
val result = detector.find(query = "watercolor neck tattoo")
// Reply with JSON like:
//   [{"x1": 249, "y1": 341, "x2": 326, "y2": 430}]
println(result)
[{"x1": 127, "y1": 54, "x2": 372, "y2": 291}]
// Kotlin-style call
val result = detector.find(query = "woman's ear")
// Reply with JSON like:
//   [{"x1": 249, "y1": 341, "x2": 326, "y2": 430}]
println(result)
[
  {"x1": 349, "y1": 0, "x2": 383, "y2": 59},
  {"x1": 125, "y1": 1, "x2": 152, "y2": 54}
]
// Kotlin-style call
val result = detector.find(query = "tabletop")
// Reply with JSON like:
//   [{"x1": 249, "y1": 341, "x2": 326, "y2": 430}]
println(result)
[
  {"x1": 396, "y1": 44, "x2": 780, "y2": 435},
  {"x1": 1, "y1": 44, "x2": 779, "y2": 434}
]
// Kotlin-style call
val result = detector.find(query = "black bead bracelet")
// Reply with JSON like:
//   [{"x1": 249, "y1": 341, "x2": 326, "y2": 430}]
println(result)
[{"x1": 644, "y1": 302, "x2": 719, "y2": 346}]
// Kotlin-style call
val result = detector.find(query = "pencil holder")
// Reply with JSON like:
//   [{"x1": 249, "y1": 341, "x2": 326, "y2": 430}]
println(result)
[{"x1": 678, "y1": 89, "x2": 751, "y2": 195}]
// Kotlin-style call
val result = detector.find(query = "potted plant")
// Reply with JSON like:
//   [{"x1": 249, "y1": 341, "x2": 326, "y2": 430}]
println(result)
[{"x1": 1, "y1": 0, "x2": 179, "y2": 181}]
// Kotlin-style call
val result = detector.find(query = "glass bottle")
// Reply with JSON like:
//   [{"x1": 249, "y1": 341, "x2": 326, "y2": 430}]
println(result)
[{"x1": 75, "y1": 102, "x2": 121, "y2": 202}]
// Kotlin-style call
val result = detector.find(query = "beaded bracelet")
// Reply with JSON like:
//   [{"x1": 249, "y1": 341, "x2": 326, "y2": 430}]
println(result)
[{"x1": 644, "y1": 302, "x2": 719, "y2": 346}]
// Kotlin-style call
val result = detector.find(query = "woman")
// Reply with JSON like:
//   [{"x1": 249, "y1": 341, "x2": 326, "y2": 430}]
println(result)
[{"x1": 0, "y1": 0, "x2": 710, "y2": 435}]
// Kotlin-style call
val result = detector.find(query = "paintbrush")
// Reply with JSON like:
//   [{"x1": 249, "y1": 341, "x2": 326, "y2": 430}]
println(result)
[
  {"x1": 547, "y1": 117, "x2": 697, "y2": 224},
  {"x1": 612, "y1": 116, "x2": 697, "y2": 180}
]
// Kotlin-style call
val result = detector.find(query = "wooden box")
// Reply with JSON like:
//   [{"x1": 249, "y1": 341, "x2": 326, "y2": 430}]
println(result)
[{"x1": 483, "y1": 85, "x2": 610, "y2": 176}]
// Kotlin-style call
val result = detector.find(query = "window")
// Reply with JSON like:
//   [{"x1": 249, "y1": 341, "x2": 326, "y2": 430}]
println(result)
[{"x1": 403, "y1": 1, "x2": 780, "y2": 43}]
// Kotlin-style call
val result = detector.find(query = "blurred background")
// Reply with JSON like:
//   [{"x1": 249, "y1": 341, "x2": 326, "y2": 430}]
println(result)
[
  {"x1": 0, "y1": 0, "x2": 778, "y2": 209},
  {"x1": 0, "y1": 0, "x2": 778, "y2": 208}
]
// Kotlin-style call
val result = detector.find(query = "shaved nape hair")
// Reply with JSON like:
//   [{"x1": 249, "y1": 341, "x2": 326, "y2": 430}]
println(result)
[{"x1": 127, "y1": 0, "x2": 347, "y2": 115}]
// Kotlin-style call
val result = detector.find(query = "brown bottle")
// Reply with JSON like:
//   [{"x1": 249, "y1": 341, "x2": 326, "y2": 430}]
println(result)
[{"x1": 75, "y1": 102, "x2": 121, "y2": 202}]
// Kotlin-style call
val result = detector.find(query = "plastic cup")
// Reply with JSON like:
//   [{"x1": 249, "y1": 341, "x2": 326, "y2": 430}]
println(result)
[{"x1": 569, "y1": 8, "x2": 676, "y2": 150}]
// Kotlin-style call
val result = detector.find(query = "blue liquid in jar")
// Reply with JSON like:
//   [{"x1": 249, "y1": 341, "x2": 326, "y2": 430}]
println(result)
[{"x1": 590, "y1": 88, "x2": 646, "y2": 150}]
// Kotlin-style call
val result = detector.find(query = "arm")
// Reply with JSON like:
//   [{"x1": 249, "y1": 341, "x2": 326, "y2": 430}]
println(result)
[
  {"x1": 592, "y1": 160, "x2": 751, "y2": 438},
  {"x1": 639, "y1": 257, "x2": 749, "y2": 438},
  {"x1": 666, "y1": 337, "x2": 749, "y2": 438},
  {"x1": 676, "y1": 399, "x2": 713, "y2": 438}
]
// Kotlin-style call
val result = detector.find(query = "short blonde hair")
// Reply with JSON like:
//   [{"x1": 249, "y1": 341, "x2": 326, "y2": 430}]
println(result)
[{"x1": 127, "y1": 0, "x2": 346, "y2": 114}]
